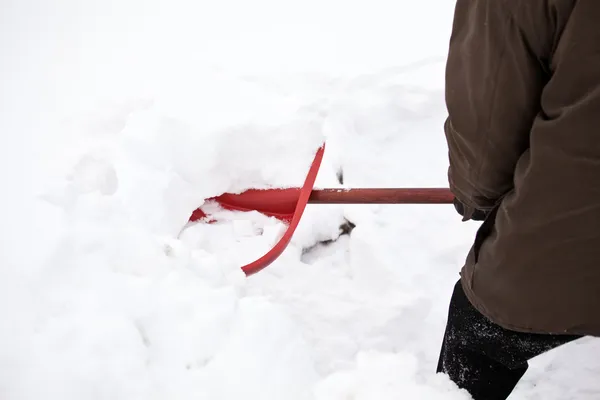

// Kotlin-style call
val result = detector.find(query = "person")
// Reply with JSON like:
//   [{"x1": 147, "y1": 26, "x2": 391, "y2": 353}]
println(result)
[{"x1": 437, "y1": 1, "x2": 600, "y2": 399}]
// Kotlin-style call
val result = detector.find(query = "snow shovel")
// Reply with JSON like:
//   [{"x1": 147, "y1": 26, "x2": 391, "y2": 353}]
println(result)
[{"x1": 188, "y1": 144, "x2": 454, "y2": 277}]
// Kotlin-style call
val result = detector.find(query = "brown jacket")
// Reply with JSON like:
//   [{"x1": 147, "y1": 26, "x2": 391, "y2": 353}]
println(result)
[{"x1": 445, "y1": 0, "x2": 600, "y2": 336}]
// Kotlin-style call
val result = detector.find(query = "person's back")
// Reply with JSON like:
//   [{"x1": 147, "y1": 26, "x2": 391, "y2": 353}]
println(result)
[{"x1": 438, "y1": 0, "x2": 600, "y2": 398}]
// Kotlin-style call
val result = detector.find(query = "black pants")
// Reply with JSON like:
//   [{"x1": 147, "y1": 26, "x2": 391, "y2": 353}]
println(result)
[{"x1": 437, "y1": 280, "x2": 582, "y2": 400}]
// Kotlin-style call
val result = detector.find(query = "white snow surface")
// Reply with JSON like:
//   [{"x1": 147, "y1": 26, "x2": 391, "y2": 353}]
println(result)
[{"x1": 1, "y1": 0, "x2": 599, "y2": 399}]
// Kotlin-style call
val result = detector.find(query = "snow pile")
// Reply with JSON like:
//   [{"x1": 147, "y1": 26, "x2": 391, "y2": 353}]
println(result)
[
  {"x1": 0, "y1": 89, "x2": 339, "y2": 399},
  {"x1": 0, "y1": 125, "x2": 323, "y2": 400},
  {"x1": 315, "y1": 351, "x2": 470, "y2": 400},
  {"x1": 42, "y1": 87, "x2": 334, "y2": 237}
]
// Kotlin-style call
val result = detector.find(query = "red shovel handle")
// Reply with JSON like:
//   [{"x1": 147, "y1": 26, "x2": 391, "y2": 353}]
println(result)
[
  {"x1": 309, "y1": 188, "x2": 454, "y2": 204},
  {"x1": 190, "y1": 187, "x2": 455, "y2": 224}
]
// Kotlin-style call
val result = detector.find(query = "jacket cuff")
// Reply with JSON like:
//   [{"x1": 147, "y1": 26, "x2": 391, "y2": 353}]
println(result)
[{"x1": 453, "y1": 198, "x2": 488, "y2": 221}]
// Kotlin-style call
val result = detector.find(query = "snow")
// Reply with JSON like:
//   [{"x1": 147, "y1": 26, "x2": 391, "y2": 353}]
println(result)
[{"x1": 1, "y1": 0, "x2": 599, "y2": 399}]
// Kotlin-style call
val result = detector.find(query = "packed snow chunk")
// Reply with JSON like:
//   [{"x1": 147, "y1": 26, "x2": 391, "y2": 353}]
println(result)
[
  {"x1": 179, "y1": 209, "x2": 288, "y2": 272},
  {"x1": 291, "y1": 204, "x2": 348, "y2": 250},
  {"x1": 180, "y1": 200, "x2": 348, "y2": 277},
  {"x1": 199, "y1": 297, "x2": 319, "y2": 400},
  {"x1": 112, "y1": 98, "x2": 334, "y2": 237},
  {"x1": 314, "y1": 351, "x2": 471, "y2": 400}
]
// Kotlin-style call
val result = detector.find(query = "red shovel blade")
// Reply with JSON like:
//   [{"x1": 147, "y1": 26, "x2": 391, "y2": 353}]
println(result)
[
  {"x1": 188, "y1": 145, "x2": 326, "y2": 277},
  {"x1": 189, "y1": 188, "x2": 302, "y2": 223}
]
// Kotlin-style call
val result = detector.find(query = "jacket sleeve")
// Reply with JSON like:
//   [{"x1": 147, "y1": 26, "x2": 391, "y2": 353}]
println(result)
[{"x1": 444, "y1": 0, "x2": 555, "y2": 220}]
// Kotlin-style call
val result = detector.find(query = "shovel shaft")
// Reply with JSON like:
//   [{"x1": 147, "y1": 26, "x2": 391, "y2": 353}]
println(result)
[{"x1": 308, "y1": 188, "x2": 454, "y2": 204}]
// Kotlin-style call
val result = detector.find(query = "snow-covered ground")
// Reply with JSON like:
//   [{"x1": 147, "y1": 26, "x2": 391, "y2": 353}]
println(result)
[{"x1": 1, "y1": 1, "x2": 599, "y2": 399}]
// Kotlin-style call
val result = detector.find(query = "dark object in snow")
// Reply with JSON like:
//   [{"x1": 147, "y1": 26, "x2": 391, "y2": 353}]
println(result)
[
  {"x1": 336, "y1": 167, "x2": 344, "y2": 185},
  {"x1": 301, "y1": 218, "x2": 356, "y2": 258},
  {"x1": 339, "y1": 219, "x2": 356, "y2": 236},
  {"x1": 437, "y1": 280, "x2": 582, "y2": 400}
]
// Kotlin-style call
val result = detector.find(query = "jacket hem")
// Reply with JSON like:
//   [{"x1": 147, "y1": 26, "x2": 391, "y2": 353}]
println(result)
[{"x1": 459, "y1": 274, "x2": 599, "y2": 337}]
